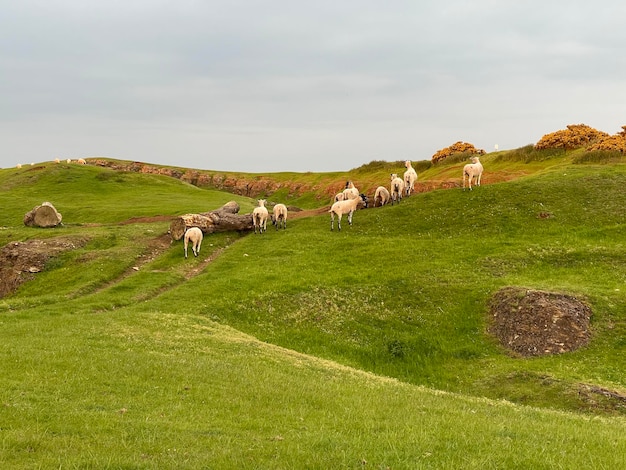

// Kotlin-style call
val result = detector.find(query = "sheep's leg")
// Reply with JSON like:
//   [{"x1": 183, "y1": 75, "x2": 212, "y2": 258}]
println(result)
[
  {"x1": 337, "y1": 214, "x2": 342, "y2": 231},
  {"x1": 330, "y1": 213, "x2": 335, "y2": 231},
  {"x1": 184, "y1": 241, "x2": 188, "y2": 259},
  {"x1": 348, "y1": 210, "x2": 353, "y2": 226}
]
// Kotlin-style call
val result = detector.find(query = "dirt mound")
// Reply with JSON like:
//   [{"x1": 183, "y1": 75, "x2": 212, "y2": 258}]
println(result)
[
  {"x1": 0, "y1": 237, "x2": 88, "y2": 298},
  {"x1": 488, "y1": 287, "x2": 592, "y2": 357}
]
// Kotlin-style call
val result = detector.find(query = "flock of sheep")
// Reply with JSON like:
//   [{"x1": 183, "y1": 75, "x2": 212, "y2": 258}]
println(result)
[{"x1": 183, "y1": 156, "x2": 484, "y2": 256}]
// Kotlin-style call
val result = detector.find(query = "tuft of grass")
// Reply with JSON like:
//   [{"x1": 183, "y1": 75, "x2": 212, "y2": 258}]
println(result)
[
  {"x1": 573, "y1": 150, "x2": 626, "y2": 164},
  {"x1": 493, "y1": 144, "x2": 568, "y2": 163}
]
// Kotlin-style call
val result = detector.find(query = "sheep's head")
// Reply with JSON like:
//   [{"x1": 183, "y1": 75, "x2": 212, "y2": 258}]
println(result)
[
  {"x1": 390, "y1": 173, "x2": 398, "y2": 180},
  {"x1": 359, "y1": 193, "x2": 369, "y2": 208},
  {"x1": 405, "y1": 160, "x2": 412, "y2": 169},
  {"x1": 258, "y1": 199, "x2": 267, "y2": 207}
]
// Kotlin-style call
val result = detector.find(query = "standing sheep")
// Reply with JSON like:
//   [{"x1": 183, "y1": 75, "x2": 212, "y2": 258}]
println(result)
[
  {"x1": 342, "y1": 181, "x2": 360, "y2": 200},
  {"x1": 271, "y1": 203, "x2": 288, "y2": 230},
  {"x1": 252, "y1": 199, "x2": 269, "y2": 234},
  {"x1": 463, "y1": 156, "x2": 484, "y2": 190},
  {"x1": 329, "y1": 195, "x2": 366, "y2": 231},
  {"x1": 403, "y1": 160, "x2": 418, "y2": 196},
  {"x1": 184, "y1": 227, "x2": 203, "y2": 258},
  {"x1": 390, "y1": 174, "x2": 405, "y2": 205},
  {"x1": 374, "y1": 186, "x2": 390, "y2": 207}
]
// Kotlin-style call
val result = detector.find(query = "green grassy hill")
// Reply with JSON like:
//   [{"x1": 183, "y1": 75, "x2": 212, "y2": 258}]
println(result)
[{"x1": 0, "y1": 153, "x2": 625, "y2": 468}]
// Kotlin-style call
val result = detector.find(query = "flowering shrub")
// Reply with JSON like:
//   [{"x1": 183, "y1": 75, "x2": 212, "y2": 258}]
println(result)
[
  {"x1": 535, "y1": 124, "x2": 609, "y2": 150},
  {"x1": 431, "y1": 141, "x2": 486, "y2": 164},
  {"x1": 586, "y1": 126, "x2": 626, "y2": 153}
]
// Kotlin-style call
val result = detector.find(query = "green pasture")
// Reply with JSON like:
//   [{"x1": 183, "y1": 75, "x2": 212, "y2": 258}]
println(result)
[{"x1": 0, "y1": 154, "x2": 624, "y2": 468}]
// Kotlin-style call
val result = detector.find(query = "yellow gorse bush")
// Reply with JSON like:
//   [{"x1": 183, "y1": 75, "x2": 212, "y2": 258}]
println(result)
[
  {"x1": 431, "y1": 141, "x2": 486, "y2": 164},
  {"x1": 535, "y1": 123, "x2": 626, "y2": 153}
]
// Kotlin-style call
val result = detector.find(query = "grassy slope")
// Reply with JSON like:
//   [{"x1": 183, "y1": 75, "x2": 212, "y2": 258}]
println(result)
[{"x1": 0, "y1": 155, "x2": 625, "y2": 468}]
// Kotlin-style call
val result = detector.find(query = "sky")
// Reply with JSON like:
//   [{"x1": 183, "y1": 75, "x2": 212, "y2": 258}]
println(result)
[{"x1": 1, "y1": 0, "x2": 625, "y2": 173}]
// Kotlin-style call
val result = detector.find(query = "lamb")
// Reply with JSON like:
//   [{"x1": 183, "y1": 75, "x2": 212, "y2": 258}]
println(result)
[
  {"x1": 463, "y1": 156, "x2": 484, "y2": 190},
  {"x1": 252, "y1": 199, "x2": 269, "y2": 234},
  {"x1": 374, "y1": 186, "x2": 390, "y2": 207},
  {"x1": 342, "y1": 181, "x2": 360, "y2": 200},
  {"x1": 403, "y1": 160, "x2": 418, "y2": 196},
  {"x1": 183, "y1": 227, "x2": 203, "y2": 258},
  {"x1": 390, "y1": 174, "x2": 405, "y2": 205},
  {"x1": 271, "y1": 203, "x2": 288, "y2": 230},
  {"x1": 329, "y1": 194, "x2": 366, "y2": 231}
]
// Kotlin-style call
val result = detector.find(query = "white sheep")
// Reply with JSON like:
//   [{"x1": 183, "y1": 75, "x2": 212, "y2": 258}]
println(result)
[
  {"x1": 403, "y1": 160, "x2": 418, "y2": 196},
  {"x1": 374, "y1": 186, "x2": 390, "y2": 207},
  {"x1": 463, "y1": 156, "x2": 484, "y2": 190},
  {"x1": 272, "y1": 203, "x2": 288, "y2": 230},
  {"x1": 329, "y1": 195, "x2": 366, "y2": 231},
  {"x1": 342, "y1": 181, "x2": 360, "y2": 200},
  {"x1": 252, "y1": 199, "x2": 269, "y2": 234},
  {"x1": 54, "y1": 158, "x2": 60, "y2": 164},
  {"x1": 390, "y1": 173, "x2": 405, "y2": 205},
  {"x1": 77, "y1": 158, "x2": 87, "y2": 165},
  {"x1": 184, "y1": 227, "x2": 203, "y2": 258},
  {"x1": 16, "y1": 164, "x2": 22, "y2": 169}
]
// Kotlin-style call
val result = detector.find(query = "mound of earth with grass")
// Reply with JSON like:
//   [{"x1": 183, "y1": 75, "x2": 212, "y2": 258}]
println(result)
[
  {"x1": 0, "y1": 237, "x2": 88, "y2": 298},
  {"x1": 488, "y1": 287, "x2": 592, "y2": 357}
]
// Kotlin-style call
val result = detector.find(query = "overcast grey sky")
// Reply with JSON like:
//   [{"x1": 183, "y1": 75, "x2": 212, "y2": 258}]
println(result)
[{"x1": 1, "y1": 1, "x2": 625, "y2": 172}]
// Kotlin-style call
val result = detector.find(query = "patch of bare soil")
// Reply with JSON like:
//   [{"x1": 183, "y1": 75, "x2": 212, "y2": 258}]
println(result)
[
  {"x1": 488, "y1": 287, "x2": 592, "y2": 357},
  {"x1": 118, "y1": 215, "x2": 174, "y2": 225},
  {"x1": 0, "y1": 237, "x2": 89, "y2": 298}
]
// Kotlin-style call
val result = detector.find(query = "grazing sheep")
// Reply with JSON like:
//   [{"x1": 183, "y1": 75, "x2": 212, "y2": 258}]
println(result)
[
  {"x1": 463, "y1": 156, "x2": 484, "y2": 190},
  {"x1": 329, "y1": 194, "x2": 366, "y2": 231},
  {"x1": 374, "y1": 186, "x2": 390, "y2": 207},
  {"x1": 184, "y1": 227, "x2": 203, "y2": 258},
  {"x1": 66, "y1": 159, "x2": 71, "y2": 163},
  {"x1": 77, "y1": 158, "x2": 87, "y2": 165},
  {"x1": 403, "y1": 160, "x2": 418, "y2": 196},
  {"x1": 390, "y1": 173, "x2": 405, "y2": 205},
  {"x1": 54, "y1": 158, "x2": 60, "y2": 164},
  {"x1": 252, "y1": 199, "x2": 269, "y2": 234},
  {"x1": 16, "y1": 164, "x2": 22, "y2": 169},
  {"x1": 342, "y1": 181, "x2": 360, "y2": 200},
  {"x1": 271, "y1": 203, "x2": 288, "y2": 230}
]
